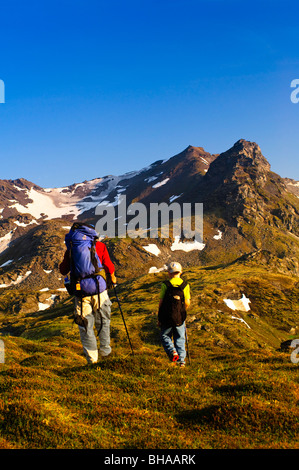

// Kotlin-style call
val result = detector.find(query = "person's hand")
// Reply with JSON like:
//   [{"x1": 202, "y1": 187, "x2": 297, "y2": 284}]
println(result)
[
  {"x1": 106, "y1": 272, "x2": 117, "y2": 289},
  {"x1": 110, "y1": 272, "x2": 117, "y2": 285}
]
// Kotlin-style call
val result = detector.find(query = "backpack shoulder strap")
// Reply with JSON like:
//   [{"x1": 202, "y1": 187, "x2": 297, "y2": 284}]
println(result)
[
  {"x1": 179, "y1": 280, "x2": 187, "y2": 290},
  {"x1": 163, "y1": 280, "x2": 187, "y2": 290},
  {"x1": 160, "y1": 280, "x2": 171, "y2": 300},
  {"x1": 164, "y1": 280, "x2": 172, "y2": 287}
]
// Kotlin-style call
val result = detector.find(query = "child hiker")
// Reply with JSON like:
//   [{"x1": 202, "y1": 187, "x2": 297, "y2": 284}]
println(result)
[{"x1": 158, "y1": 262, "x2": 191, "y2": 367}]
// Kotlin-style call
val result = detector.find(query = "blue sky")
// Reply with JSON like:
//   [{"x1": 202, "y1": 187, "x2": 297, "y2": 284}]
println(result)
[{"x1": 0, "y1": 0, "x2": 298, "y2": 187}]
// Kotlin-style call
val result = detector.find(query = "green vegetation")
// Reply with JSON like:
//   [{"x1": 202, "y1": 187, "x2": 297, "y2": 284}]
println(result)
[{"x1": 0, "y1": 262, "x2": 298, "y2": 449}]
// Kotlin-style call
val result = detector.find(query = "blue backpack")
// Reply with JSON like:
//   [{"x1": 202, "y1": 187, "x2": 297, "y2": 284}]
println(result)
[{"x1": 65, "y1": 223, "x2": 107, "y2": 297}]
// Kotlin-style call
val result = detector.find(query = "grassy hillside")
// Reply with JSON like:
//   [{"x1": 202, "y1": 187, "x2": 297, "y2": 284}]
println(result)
[{"x1": 0, "y1": 262, "x2": 298, "y2": 449}]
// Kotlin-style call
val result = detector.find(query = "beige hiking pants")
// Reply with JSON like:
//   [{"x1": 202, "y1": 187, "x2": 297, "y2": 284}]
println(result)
[{"x1": 75, "y1": 290, "x2": 112, "y2": 363}]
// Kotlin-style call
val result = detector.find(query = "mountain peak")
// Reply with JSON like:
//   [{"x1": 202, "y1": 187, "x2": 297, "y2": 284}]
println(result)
[
  {"x1": 232, "y1": 139, "x2": 263, "y2": 157},
  {"x1": 233, "y1": 138, "x2": 260, "y2": 149},
  {"x1": 217, "y1": 139, "x2": 271, "y2": 173},
  {"x1": 164, "y1": 145, "x2": 218, "y2": 179},
  {"x1": 185, "y1": 144, "x2": 206, "y2": 153}
]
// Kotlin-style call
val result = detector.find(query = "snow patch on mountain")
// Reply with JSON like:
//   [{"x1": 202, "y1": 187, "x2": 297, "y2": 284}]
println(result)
[
  {"x1": 170, "y1": 236, "x2": 205, "y2": 252},
  {"x1": 4, "y1": 177, "x2": 118, "y2": 220},
  {"x1": 38, "y1": 294, "x2": 57, "y2": 311},
  {"x1": 145, "y1": 176, "x2": 158, "y2": 183},
  {"x1": 213, "y1": 230, "x2": 223, "y2": 240},
  {"x1": 148, "y1": 265, "x2": 167, "y2": 273},
  {"x1": 223, "y1": 294, "x2": 251, "y2": 312},
  {"x1": 0, "y1": 259, "x2": 13, "y2": 268},
  {"x1": 152, "y1": 178, "x2": 170, "y2": 189},
  {"x1": 169, "y1": 194, "x2": 183, "y2": 202},
  {"x1": 9, "y1": 187, "x2": 79, "y2": 219},
  {"x1": 0, "y1": 270, "x2": 32, "y2": 288},
  {"x1": 143, "y1": 244, "x2": 161, "y2": 256},
  {"x1": 0, "y1": 156, "x2": 170, "y2": 228},
  {"x1": 0, "y1": 231, "x2": 15, "y2": 253}
]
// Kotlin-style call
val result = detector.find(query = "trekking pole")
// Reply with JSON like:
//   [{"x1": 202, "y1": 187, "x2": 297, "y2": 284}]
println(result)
[
  {"x1": 113, "y1": 284, "x2": 134, "y2": 355},
  {"x1": 185, "y1": 324, "x2": 191, "y2": 364}
]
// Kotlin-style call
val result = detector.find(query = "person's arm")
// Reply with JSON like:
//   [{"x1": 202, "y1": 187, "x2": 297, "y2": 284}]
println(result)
[
  {"x1": 96, "y1": 241, "x2": 117, "y2": 284},
  {"x1": 184, "y1": 284, "x2": 191, "y2": 309},
  {"x1": 158, "y1": 283, "x2": 167, "y2": 306},
  {"x1": 157, "y1": 284, "x2": 167, "y2": 325},
  {"x1": 59, "y1": 250, "x2": 70, "y2": 276},
  {"x1": 157, "y1": 298, "x2": 163, "y2": 326}
]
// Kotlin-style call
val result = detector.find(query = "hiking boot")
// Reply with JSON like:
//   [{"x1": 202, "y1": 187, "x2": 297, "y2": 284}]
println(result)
[{"x1": 171, "y1": 351, "x2": 179, "y2": 363}]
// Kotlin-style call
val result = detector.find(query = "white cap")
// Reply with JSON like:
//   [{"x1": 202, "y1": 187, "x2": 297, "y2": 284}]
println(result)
[{"x1": 167, "y1": 261, "x2": 182, "y2": 273}]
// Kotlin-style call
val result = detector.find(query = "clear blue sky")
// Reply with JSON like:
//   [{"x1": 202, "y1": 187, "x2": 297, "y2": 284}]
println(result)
[{"x1": 0, "y1": 0, "x2": 298, "y2": 187}]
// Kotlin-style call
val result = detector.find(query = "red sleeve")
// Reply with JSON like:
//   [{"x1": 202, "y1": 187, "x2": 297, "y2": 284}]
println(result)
[
  {"x1": 59, "y1": 250, "x2": 70, "y2": 276},
  {"x1": 96, "y1": 241, "x2": 115, "y2": 274}
]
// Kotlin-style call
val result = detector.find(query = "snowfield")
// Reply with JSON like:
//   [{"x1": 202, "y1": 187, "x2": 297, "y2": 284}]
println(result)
[
  {"x1": 8, "y1": 180, "x2": 106, "y2": 220},
  {"x1": 3, "y1": 172, "x2": 146, "y2": 222},
  {"x1": 143, "y1": 244, "x2": 161, "y2": 256},
  {"x1": 223, "y1": 293, "x2": 251, "y2": 312},
  {"x1": 170, "y1": 236, "x2": 205, "y2": 252}
]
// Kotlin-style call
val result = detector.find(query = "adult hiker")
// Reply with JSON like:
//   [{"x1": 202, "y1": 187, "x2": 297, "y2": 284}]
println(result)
[
  {"x1": 59, "y1": 222, "x2": 116, "y2": 364},
  {"x1": 158, "y1": 261, "x2": 191, "y2": 367}
]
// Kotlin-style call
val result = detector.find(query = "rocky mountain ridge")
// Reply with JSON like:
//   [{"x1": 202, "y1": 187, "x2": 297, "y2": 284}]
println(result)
[
  {"x1": 0, "y1": 139, "x2": 298, "y2": 315},
  {"x1": 0, "y1": 139, "x2": 296, "y2": 228}
]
